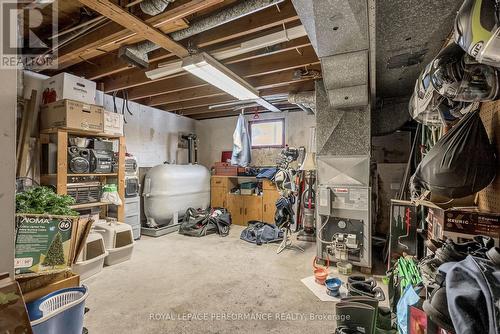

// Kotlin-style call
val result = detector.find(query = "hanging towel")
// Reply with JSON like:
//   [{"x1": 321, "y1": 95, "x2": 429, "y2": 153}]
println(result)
[{"x1": 231, "y1": 114, "x2": 251, "y2": 167}]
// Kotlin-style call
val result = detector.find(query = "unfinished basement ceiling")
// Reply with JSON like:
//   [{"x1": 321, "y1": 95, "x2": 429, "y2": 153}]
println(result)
[
  {"x1": 34, "y1": 0, "x2": 318, "y2": 119},
  {"x1": 375, "y1": 0, "x2": 463, "y2": 99},
  {"x1": 33, "y1": 0, "x2": 464, "y2": 121}
]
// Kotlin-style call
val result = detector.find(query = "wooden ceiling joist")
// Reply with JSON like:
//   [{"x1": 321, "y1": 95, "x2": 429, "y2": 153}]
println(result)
[
  {"x1": 102, "y1": 32, "x2": 308, "y2": 92},
  {"x1": 188, "y1": 104, "x2": 301, "y2": 120},
  {"x1": 76, "y1": 0, "x2": 190, "y2": 57},
  {"x1": 177, "y1": 81, "x2": 316, "y2": 117},
  {"x1": 146, "y1": 72, "x2": 319, "y2": 109},
  {"x1": 126, "y1": 46, "x2": 318, "y2": 100},
  {"x1": 67, "y1": 3, "x2": 300, "y2": 82},
  {"x1": 61, "y1": 0, "x2": 297, "y2": 76},
  {"x1": 58, "y1": 0, "x2": 224, "y2": 69}
]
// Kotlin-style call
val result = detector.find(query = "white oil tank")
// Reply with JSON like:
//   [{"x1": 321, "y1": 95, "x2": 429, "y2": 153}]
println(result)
[{"x1": 143, "y1": 163, "x2": 210, "y2": 227}]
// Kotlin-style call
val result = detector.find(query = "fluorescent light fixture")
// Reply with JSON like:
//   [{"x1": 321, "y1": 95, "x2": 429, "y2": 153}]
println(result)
[
  {"x1": 182, "y1": 52, "x2": 259, "y2": 100},
  {"x1": 256, "y1": 98, "x2": 281, "y2": 112}
]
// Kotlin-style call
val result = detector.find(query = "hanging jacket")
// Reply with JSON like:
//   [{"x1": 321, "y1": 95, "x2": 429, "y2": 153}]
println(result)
[{"x1": 231, "y1": 114, "x2": 251, "y2": 167}]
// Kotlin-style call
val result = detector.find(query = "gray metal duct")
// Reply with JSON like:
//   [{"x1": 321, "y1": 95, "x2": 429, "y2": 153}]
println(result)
[
  {"x1": 291, "y1": 0, "x2": 371, "y2": 109},
  {"x1": 288, "y1": 91, "x2": 316, "y2": 114},
  {"x1": 119, "y1": 0, "x2": 284, "y2": 68},
  {"x1": 140, "y1": 0, "x2": 175, "y2": 16}
]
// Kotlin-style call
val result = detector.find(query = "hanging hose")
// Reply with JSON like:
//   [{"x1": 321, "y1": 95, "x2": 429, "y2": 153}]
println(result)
[{"x1": 113, "y1": 90, "x2": 134, "y2": 124}]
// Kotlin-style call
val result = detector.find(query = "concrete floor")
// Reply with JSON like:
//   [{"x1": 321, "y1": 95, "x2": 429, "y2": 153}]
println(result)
[{"x1": 83, "y1": 225, "x2": 383, "y2": 334}]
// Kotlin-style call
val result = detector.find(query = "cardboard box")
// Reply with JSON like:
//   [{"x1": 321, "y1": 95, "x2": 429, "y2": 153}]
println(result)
[
  {"x1": 42, "y1": 72, "x2": 96, "y2": 105},
  {"x1": 14, "y1": 214, "x2": 79, "y2": 278},
  {"x1": 17, "y1": 271, "x2": 80, "y2": 303},
  {"x1": 103, "y1": 110, "x2": 124, "y2": 136},
  {"x1": 40, "y1": 99, "x2": 104, "y2": 132},
  {"x1": 0, "y1": 275, "x2": 32, "y2": 333},
  {"x1": 423, "y1": 202, "x2": 500, "y2": 245}
]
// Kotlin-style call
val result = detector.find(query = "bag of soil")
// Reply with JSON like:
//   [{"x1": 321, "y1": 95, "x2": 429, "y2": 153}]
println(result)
[{"x1": 411, "y1": 110, "x2": 497, "y2": 199}]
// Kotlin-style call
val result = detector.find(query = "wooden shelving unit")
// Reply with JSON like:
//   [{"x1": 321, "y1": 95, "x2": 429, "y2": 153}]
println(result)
[
  {"x1": 69, "y1": 201, "x2": 113, "y2": 210},
  {"x1": 40, "y1": 128, "x2": 126, "y2": 221}
]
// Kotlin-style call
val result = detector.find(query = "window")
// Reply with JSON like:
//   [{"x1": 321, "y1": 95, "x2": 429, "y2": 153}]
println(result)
[{"x1": 249, "y1": 119, "x2": 285, "y2": 148}]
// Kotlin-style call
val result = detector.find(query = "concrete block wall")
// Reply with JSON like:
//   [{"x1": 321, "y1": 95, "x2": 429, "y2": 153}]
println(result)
[
  {"x1": 196, "y1": 111, "x2": 316, "y2": 168},
  {"x1": 23, "y1": 71, "x2": 196, "y2": 168},
  {"x1": 102, "y1": 95, "x2": 195, "y2": 167}
]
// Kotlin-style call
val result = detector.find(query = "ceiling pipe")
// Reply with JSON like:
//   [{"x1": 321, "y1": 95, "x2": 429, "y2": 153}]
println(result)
[
  {"x1": 119, "y1": 0, "x2": 284, "y2": 68},
  {"x1": 140, "y1": 0, "x2": 175, "y2": 16},
  {"x1": 296, "y1": 103, "x2": 314, "y2": 115},
  {"x1": 288, "y1": 91, "x2": 316, "y2": 114}
]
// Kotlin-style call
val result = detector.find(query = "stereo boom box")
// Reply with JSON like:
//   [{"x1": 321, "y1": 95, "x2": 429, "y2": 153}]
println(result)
[{"x1": 68, "y1": 146, "x2": 114, "y2": 174}]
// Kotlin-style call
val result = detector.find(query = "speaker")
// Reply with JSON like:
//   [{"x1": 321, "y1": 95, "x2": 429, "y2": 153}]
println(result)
[{"x1": 68, "y1": 146, "x2": 95, "y2": 174}]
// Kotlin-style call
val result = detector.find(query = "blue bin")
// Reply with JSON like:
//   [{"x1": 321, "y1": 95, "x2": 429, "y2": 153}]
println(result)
[{"x1": 27, "y1": 286, "x2": 88, "y2": 334}]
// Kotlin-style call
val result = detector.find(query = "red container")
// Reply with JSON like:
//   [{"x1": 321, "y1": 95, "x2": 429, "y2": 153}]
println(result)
[{"x1": 221, "y1": 151, "x2": 232, "y2": 163}]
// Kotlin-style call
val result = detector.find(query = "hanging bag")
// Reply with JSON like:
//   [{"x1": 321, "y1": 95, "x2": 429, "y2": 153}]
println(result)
[{"x1": 411, "y1": 109, "x2": 497, "y2": 199}]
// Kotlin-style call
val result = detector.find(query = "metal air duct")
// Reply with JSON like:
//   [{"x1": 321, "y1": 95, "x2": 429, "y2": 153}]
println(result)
[
  {"x1": 288, "y1": 91, "x2": 316, "y2": 114},
  {"x1": 140, "y1": 0, "x2": 175, "y2": 16}
]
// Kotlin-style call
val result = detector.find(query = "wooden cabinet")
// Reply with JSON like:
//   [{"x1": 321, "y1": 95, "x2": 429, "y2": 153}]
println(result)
[
  {"x1": 262, "y1": 189, "x2": 281, "y2": 224},
  {"x1": 227, "y1": 193, "x2": 263, "y2": 226},
  {"x1": 211, "y1": 187, "x2": 227, "y2": 208},
  {"x1": 244, "y1": 195, "x2": 263, "y2": 222},
  {"x1": 211, "y1": 176, "x2": 279, "y2": 226},
  {"x1": 211, "y1": 176, "x2": 237, "y2": 209},
  {"x1": 227, "y1": 194, "x2": 244, "y2": 225}
]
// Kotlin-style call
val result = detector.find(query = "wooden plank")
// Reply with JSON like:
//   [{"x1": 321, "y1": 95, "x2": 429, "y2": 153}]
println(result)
[
  {"x1": 117, "y1": 136, "x2": 126, "y2": 222},
  {"x1": 161, "y1": 67, "x2": 320, "y2": 111},
  {"x1": 77, "y1": 0, "x2": 189, "y2": 57},
  {"x1": 126, "y1": 46, "x2": 319, "y2": 100},
  {"x1": 62, "y1": 0, "x2": 296, "y2": 74},
  {"x1": 190, "y1": 104, "x2": 300, "y2": 120},
  {"x1": 69, "y1": 202, "x2": 112, "y2": 209},
  {"x1": 56, "y1": 130, "x2": 68, "y2": 195},
  {"x1": 57, "y1": 0, "x2": 223, "y2": 69},
  {"x1": 101, "y1": 30, "x2": 308, "y2": 92},
  {"x1": 145, "y1": 64, "x2": 321, "y2": 107},
  {"x1": 57, "y1": 19, "x2": 188, "y2": 70},
  {"x1": 17, "y1": 90, "x2": 37, "y2": 177},
  {"x1": 185, "y1": 103, "x2": 297, "y2": 116}
]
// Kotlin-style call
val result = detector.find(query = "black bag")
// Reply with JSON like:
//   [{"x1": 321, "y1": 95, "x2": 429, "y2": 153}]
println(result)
[
  {"x1": 411, "y1": 110, "x2": 497, "y2": 199},
  {"x1": 178, "y1": 208, "x2": 231, "y2": 237}
]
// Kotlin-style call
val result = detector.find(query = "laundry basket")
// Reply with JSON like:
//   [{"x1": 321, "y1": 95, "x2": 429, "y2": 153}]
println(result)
[{"x1": 28, "y1": 286, "x2": 88, "y2": 334}]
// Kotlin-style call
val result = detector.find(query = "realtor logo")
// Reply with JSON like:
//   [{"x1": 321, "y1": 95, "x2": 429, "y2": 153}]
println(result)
[{"x1": 0, "y1": 0, "x2": 58, "y2": 69}]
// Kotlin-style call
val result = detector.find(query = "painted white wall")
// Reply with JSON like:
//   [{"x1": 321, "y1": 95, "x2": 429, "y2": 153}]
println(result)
[
  {"x1": 23, "y1": 71, "x2": 196, "y2": 168},
  {"x1": 196, "y1": 111, "x2": 316, "y2": 168},
  {"x1": 102, "y1": 95, "x2": 195, "y2": 167}
]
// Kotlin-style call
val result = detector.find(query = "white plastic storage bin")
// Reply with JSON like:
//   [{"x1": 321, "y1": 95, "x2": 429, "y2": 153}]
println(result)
[
  {"x1": 72, "y1": 233, "x2": 108, "y2": 281},
  {"x1": 94, "y1": 221, "x2": 134, "y2": 266},
  {"x1": 124, "y1": 196, "x2": 141, "y2": 240}
]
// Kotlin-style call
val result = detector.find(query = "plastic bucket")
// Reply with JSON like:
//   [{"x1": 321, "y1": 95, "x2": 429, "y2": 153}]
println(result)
[
  {"x1": 325, "y1": 278, "x2": 342, "y2": 297},
  {"x1": 27, "y1": 286, "x2": 88, "y2": 334},
  {"x1": 312, "y1": 256, "x2": 330, "y2": 285}
]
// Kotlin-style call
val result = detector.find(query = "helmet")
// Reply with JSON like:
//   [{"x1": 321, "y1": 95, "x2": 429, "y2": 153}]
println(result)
[
  {"x1": 409, "y1": 62, "x2": 477, "y2": 126},
  {"x1": 454, "y1": 0, "x2": 500, "y2": 67},
  {"x1": 409, "y1": 63, "x2": 445, "y2": 126},
  {"x1": 430, "y1": 42, "x2": 500, "y2": 102}
]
